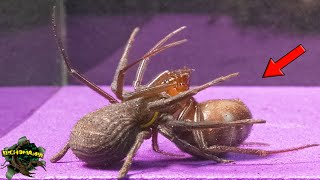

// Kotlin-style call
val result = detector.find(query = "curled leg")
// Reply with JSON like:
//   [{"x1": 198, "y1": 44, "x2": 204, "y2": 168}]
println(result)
[
  {"x1": 158, "y1": 125, "x2": 233, "y2": 163},
  {"x1": 50, "y1": 143, "x2": 70, "y2": 163},
  {"x1": 166, "y1": 110, "x2": 319, "y2": 157},
  {"x1": 118, "y1": 131, "x2": 150, "y2": 179},
  {"x1": 192, "y1": 105, "x2": 208, "y2": 149},
  {"x1": 151, "y1": 128, "x2": 184, "y2": 157},
  {"x1": 150, "y1": 98, "x2": 195, "y2": 157}
]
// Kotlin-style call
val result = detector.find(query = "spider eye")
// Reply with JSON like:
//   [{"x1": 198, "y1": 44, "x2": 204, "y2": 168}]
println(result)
[{"x1": 163, "y1": 80, "x2": 170, "y2": 84}]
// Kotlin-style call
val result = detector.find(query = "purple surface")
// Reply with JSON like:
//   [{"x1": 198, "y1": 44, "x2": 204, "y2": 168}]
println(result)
[
  {"x1": 0, "y1": 86, "x2": 319, "y2": 179},
  {"x1": 70, "y1": 15, "x2": 320, "y2": 86},
  {"x1": 0, "y1": 86, "x2": 59, "y2": 138}
]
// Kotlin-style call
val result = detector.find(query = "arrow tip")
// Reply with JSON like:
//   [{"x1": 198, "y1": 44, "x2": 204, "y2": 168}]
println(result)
[{"x1": 262, "y1": 58, "x2": 285, "y2": 78}]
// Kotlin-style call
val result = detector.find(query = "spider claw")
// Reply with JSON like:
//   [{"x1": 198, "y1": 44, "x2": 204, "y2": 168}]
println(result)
[{"x1": 221, "y1": 159, "x2": 234, "y2": 164}]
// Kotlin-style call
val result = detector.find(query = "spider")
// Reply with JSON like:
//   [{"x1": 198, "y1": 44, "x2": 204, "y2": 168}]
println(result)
[
  {"x1": 50, "y1": 7, "x2": 314, "y2": 179},
  {"x1": 136, "y1": 64, "x2": 319, "y2": 160}
]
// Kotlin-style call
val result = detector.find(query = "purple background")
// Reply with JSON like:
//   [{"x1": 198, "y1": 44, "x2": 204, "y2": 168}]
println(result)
[
  {"x1": 68, "y1": 15, "x2": 320, "y2": 86},
  {"x1": 1, "y1": 14, "x2": 320, "y2": 86}
]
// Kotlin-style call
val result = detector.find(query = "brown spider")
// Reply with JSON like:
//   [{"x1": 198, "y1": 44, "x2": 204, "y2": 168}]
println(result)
[
  {"x1": 134, "y1": 63, "x2": 319, "y2": 161},
  {"x1": 50, "y1": 7, "x2": 267, "y2": 179}
]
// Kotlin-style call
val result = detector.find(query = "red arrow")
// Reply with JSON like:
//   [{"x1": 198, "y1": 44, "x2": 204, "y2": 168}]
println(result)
[{"x1": 262, "y1": 44, "x2": 306, "y2": 78}]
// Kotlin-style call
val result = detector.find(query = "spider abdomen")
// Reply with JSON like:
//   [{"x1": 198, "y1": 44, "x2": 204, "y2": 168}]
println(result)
[
  {"x1": 68, "y1": 102, "x2": 141, "y2": 165},
  {"x1": 174, "y1": 99, "x2": 253, "y2": 156},
  {"x1": 199, "y1": 99, "x2": 253, "y2": 146}
]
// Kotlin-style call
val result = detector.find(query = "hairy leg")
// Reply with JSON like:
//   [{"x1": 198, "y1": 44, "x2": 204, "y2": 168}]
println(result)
[
  {"x1": 158, "y1": 125, "x2": 233, "y2": 163},
  {"x1": 50, "y1": 143, "x2": 70, "y2": 163},
  {"x1": 203, "y1": 144, "x2": 319, "y2": 156},
  {"x1": 240, "y1": 142, "x2": 270, "y2": 147},
  {"x1": 123, "y1": 82, "x2": 175, "y2": 101},
  {"x1": 118, "y1": 131, "x2": 150, "y2": 179},
  {"x1": 148, "y1": 73, "x2": 239, "y2": 111},
  {"x1": 151, "y1": 128, "x2": 184, "y2": 157},
  {"x1": 52, "y1": 7, "x2": 118, "y2": 104},
  {"x1": 174, "y1": 108, "x2": 318, "y2": 157},
  {"x1": 162, "y1": 114, "x2": 265, "y2": 130},
  {"x1": 133, "y1": 26, "x2": 187, "y2": 89},
  {"x1": 111, "y1": 28, "x2": 140, "y2": 100},
  {"x1": 113, "y1": 39, "x2": 187, "y2": 101}
]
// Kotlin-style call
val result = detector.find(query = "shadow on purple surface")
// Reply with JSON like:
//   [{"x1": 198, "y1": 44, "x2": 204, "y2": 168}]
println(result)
[
  {"x1": 81, "y1": 156, "x2": 212, "y2": 171},
  {"x1": 79, "y1": 153, "x2": 319, "y2": 177}
]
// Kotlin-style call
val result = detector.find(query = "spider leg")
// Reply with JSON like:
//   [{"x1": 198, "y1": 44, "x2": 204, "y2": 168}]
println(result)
[
  {"x1": 51, "y1": 7, "x2": 118, "y2": 104},
  {"x1": 203, "y1": 144, "x2": 319, "y2": 156},
  {"x1": 112, "y1": 38, "x2": 187, "y2": 101},
  {"x1": 147, "y1": 73, "x2": 239, "y2": 111},
  {"x1": 176, "y1": 98, "x2": 196, "y2": 121},
  {"x1": 151, "y1": 128, "x2": 184, "y2": 157},
  {"x1": 191, "y1": 105, "x2": 208, "y2": 149},
  {"x1": 126, "y1": 67, "x2": 192, "y2": 100},
  {"x1": 111, "y1": 27, "x2": 140, "y2": 100},
  {"x1": 123, "y1": 82, "x2": 175, "y2": 100},
  {"x1": 240, "y1": 142, "x2": 270, "y2": 147},
  {"x1": 174, "y1": 98, "x2": 208, "y2": 149},
  {"x1": 158, "y1": 125, "x2": 233, "y2": 163},
  {"x1": 122, "y1": 40, "x2": 187, "y2": 76},
  {"x1": 118, "y1": 131, "x2": 150, "y2": 179},
  {"x1": 158, "y1": 113, "x2": 266, "y2": 163},
  {"x1": 175, "y1": 108, "x2": 319, "y2": 157},
  {"x1": 50, "y1": 143, "x2": 70, "y2": 163},
  {"x1": 144, "y1": 70, "x2": 171, "y2": 88},
  {"x1": 162, "y1": 114, "x2": 265, "y2": 130},
  {"x1": 187, "y1": 106, "x2": 259, "y2": 160},
  {"x1": 133, "y1": 26, "x2": 187, "y2": 89},
  {"x1": 149, "y1": 98, "x2": 196, "y2": 157}
]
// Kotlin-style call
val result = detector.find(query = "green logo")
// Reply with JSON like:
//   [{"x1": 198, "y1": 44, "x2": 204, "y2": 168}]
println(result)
[{"x1": 1, "y1": 136, "x2": 46, "y2": 180}]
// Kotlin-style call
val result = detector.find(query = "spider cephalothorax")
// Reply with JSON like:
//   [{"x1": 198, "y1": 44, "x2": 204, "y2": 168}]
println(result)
[{"x1": 162, "y1": 67, "x2": 193, "y2": 96}]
